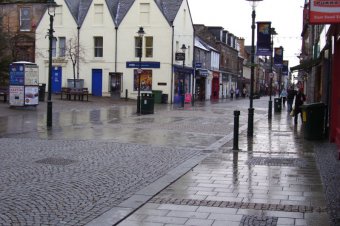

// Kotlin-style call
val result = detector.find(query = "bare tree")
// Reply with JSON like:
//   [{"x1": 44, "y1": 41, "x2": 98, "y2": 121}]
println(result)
[
  {"x1": 0, "y1": 15, "x2": 13, "y2": 86},
  {"x1": 66, "y1": 37, "x2": 85, "y2": 88}
]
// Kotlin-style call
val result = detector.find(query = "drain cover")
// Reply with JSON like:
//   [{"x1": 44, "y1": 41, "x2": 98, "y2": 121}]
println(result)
[
  {"x1": 35, "y1": 157, "x2": 77, "y2": 166},
  {"x1": 240, "y1": 215, "x2": 278, "y2": 226},
  {"x1": 247, "y1": 157, "x2": 308, "y2": 167}
]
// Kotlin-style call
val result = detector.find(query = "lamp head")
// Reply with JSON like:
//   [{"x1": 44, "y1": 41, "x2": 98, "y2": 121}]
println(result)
[
  {"x1": 181, "y1": 44, "x2": 187, "y2": 52},
  {"x1": 245, "y1": 0, "x2": 263, "y2": 8},
  {"x1": 47, "y1": 0, "x2": 57, "y2": 16},
  {"x1": 137, "y1": 27, "x2": 145, "y2": 37},
  {"x1": 270, "y1": 27, "x2": 278, "y2": 36}
]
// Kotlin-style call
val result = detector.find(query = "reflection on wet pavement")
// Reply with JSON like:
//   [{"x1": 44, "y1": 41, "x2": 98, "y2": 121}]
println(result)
[{"x1": 0, "y1": 99, "x2": 267, "y2": 149}]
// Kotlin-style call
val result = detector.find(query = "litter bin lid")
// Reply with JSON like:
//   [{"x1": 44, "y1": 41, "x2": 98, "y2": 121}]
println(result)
[{"x1": 300, "y1": 102, "x2": 325, "y2": 109}]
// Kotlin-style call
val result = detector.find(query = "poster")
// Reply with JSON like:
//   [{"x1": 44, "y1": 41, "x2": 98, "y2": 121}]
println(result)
[
  {"x1": 274, "y1": 47, "x2": 284, "y2": 68},
  {"x1": 9, "y1": 85, "x2": 24, "y2": 106},
  {"x1": 24, "y1": 86, "x2": 39, "y2": 105},
  {"x1": 25, "y1": 65, "x2": 39, "y2": 85},
  {"x1": 256, "y1": 22, "x2": 272, "y2": 56},
  {"x1": 9, "y1": 64, "x2": 25, "y2": 85},
  {"x1": 134, "y1": 69, "x2": 152, "y2": 91}
]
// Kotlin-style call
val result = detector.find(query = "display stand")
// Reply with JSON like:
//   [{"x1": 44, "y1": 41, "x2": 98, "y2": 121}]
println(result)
[{"x1": 9, "y1": 61, "x2": 39, "y2": 107}]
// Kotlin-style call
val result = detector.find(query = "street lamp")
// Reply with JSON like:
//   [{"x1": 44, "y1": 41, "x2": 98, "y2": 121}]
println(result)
[
  {"x1": 246, "y1": 0, "x2": 262, "y2": 137},
  {"x1": 136, "y1": 26, "x2": 145, "y2": 114},
  {"x1": 268, "y1": 27, "x2": 277, "y2": 120},
  {"x1": 181, "y1": 44, "x2": 187, "y2": 108},
  {"x1": 47, "y1": 0, "x2": 57, "y2": 127}
]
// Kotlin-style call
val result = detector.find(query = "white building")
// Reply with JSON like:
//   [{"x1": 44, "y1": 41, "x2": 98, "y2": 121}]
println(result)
[{"x1": 35, "y1": 0, "x2": 194, "y2": 104}]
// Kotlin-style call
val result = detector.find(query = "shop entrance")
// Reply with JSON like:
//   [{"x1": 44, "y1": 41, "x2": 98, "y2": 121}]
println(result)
[{"x1": 109, "y1": 72, "x2": 122, "y2": 98}]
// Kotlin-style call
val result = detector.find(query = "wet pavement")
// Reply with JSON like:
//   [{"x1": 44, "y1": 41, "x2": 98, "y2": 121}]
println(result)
[{"x1": 0, "y1": 95, "x2": 339, "y2": 226}]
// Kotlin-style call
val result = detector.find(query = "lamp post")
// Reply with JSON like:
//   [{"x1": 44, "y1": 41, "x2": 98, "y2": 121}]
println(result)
[
  {"x1": 181, "y1": 44, "x2": 187, "y2": 108},
  {"x1": 46, "y1": 0, "x2": 57, "y2": 127},
  {"x1": 136, "y1": 27, "x2": 145, "y2": 114},
  {"x1": 246, "y1": 0, "x2": 262, "y2": 137},
  {"x1": 268, "y1": 27, "x2": 277, "y2": 120}
]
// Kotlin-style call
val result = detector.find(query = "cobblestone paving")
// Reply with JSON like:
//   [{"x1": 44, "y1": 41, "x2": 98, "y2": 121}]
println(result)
[{"x1": 0, "y1": 138, "x2": 201, "y2": 225}]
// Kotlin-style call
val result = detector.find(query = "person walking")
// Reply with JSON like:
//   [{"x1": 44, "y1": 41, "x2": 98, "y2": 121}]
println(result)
[
  {"x1": 294, "y1": 88, "x2": 306, "y2": 124},
  {"x1": 287, "y1": 86, "x2": 296, "y2": 113},
  {"x1": 230, "y1": 88, "x2": 234, "y2": 99},
  {"x1": 235, "y1": 88, "x2": 240, "y2": 98},
  {"x1": 242, "y1": 87, "x2": 247, "y2": 98},
  {"x1": 280, "y1": 88, "x2": 288, "y2": 106}
]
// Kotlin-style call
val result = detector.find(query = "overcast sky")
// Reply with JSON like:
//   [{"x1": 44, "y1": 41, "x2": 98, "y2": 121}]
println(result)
[{"x1": 187, "y1": 0, "x2": 305, "y2": 68}]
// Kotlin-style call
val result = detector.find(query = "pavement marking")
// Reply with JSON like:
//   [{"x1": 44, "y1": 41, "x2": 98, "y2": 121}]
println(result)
[{"x1": 149, "y1": 197, "x2": 328, "y2": 213}]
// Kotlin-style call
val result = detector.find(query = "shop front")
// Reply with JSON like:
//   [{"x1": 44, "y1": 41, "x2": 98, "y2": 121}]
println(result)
[
  {"x1": 211, "y1": 71, "x2": 220, "y2": 100},
  {"x1": 173, "y1": 65, "x2": 193, "y2": 105},
  {"x1": 195, "y1": 69, "x2": 209, "y2": 101}
]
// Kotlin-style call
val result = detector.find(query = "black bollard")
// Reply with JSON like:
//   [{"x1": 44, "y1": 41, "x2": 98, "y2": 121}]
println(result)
[
  {"x1": 125, "y1": 89, "x2": 128, "y2": 101},
  {"x1": 233, "y1": 110, "x2": 240, "y2": 150}
]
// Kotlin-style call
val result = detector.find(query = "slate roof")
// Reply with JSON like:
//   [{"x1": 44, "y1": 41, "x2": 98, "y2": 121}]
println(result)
[
  {"x1": 155, "y1": 0, "x2": 183, "y2": 24},
  {"x1": 65, "y1": 0, "x2": 93, "y2": 27},
  {"x1": 65, "y1": 0, "x2": 184, "y2": 27}
]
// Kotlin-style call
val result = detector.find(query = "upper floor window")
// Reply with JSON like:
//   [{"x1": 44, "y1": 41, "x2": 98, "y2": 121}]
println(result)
[
  {"x1": 94, "y1": 4, "x2": 104, "y2": 25},
  {"x1": 52, "y1": 38, "x2": 57, "y2": 57},
  {"x1": 94, "y1": 36, "x2": 103, "y2": 57},
  {"x1": 58, "y1": 37, "x2": 66, "y2": 57},
  {"x1": 20, "y1": 7, "x2": 31, "y2": 31},
  {"x1": 135, "y1": 37, "x2": 142, "y2": 58},
  {"x1": 140, "y1": 3, "x2": 150, "y2": 24},
  {"x1": 145, "y1": 37, "x2": 153, "y2": 58},
  {"x1": 55, "y1": 5, "x2": 63, "y2": 26}
]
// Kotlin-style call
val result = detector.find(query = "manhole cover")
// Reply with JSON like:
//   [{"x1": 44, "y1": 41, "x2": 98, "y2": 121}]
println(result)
[
  {"x1": 35, "y1": 157, "x2": 77, "y2": 166},
  {"x1": 247, "y1": 157, "x2": 308, "y2": 167},
  {"x1": 240, "y1": 215, "x2": 278, "y2": 226}
]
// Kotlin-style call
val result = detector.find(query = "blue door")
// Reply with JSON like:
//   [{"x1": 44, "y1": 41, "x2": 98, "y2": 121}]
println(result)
[
  {"x1": 92, "y1": 69, "x2": 102, "y2": 96},
  {"x1": 52, "y1": 66, "x2": 62, "y2": 93}
]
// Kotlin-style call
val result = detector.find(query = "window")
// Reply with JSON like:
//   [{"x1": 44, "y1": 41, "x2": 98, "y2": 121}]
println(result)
[
  {"x1": 20, "y1": 7, "x2": 31, "y2": 31},
  {"x1": 52, "y1": 38, "x2": 57, "y2": 57},
  {"x1": 94, "y1": 36, "x2": 103, "y2": 57},
  {"x1": 145, "y1": 37, "x2": 153, "y2": 58},
  {"x1": 54, "y1": 5, "x2": 63, "y2": 26},
  {"x1": 140, "y1": 3, "x2": 150, "y2": 24},
  {"x1": 94, "y1": 4, "x2": 104, "y2": 25},
  {"x1": 58, "y1": 37, "x2": 66, "y2": 57},
  {"x1": 135, "y1": 37, "x2": 142, "y2": 58}
]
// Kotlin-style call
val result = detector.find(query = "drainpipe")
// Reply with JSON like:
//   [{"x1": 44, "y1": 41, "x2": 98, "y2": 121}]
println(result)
[
  {"x1": 170, "y1": 22, "x2": 174, "y2": 104},
  {"x1": 115, "y1": 26, "x2": 118, "y2": 72}
]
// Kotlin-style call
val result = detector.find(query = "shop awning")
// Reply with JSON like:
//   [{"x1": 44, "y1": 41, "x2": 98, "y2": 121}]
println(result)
[
  {"x1": 196, "y1": 69, "x2": 209, "y2": 77},
  {"x1": 290, "y1": 58, "x2": 321, "y2": 72}
]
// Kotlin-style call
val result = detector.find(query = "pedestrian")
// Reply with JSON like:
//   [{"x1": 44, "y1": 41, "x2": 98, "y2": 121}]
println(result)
[
  {"x1": 230, "y1": 88, "x2": 234, "y2": 99},
  {"x1": 287, "y1": 86, "x2": 296, "y2": 113},
  {"x1": 280, "y1": 88, "x2": 288, "y2": 106},
  {"x1": 235, "y1": 88, "x2": 239, "y2": 98},
  {"x1": 242, "y1": 87, "x2": 247, "y2": 98},
  {"x1": 294, "y1": 88, "x2": 306, "y2": 125}
]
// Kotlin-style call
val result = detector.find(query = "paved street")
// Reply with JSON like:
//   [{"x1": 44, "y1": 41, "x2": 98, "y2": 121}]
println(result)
[{"x1": 0, "y1": 95, "x2": 339, "y2": 226}]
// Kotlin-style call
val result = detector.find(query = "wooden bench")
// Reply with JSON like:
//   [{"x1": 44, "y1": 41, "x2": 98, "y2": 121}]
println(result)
[
  {"x1": 0, "y1": 87, "x2": 8, "y2": 103},
  {"x1": 61, "y1": 87, "x2": 88, "y2": 101}
]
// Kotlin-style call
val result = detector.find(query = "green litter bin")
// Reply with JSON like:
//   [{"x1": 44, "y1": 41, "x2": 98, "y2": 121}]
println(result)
[
  {"x1": 300, "y1": 103, "x2": 326, "y2": 140},
  {"x1": 152, "y1": 90, "x2": 162, "y2": 104},
  {"x1": 274, "y1": 98, "x2": 282, "y2": 112},
  {"x1": 141, "y1": 93, "x2": 154, "y2": 114}
]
